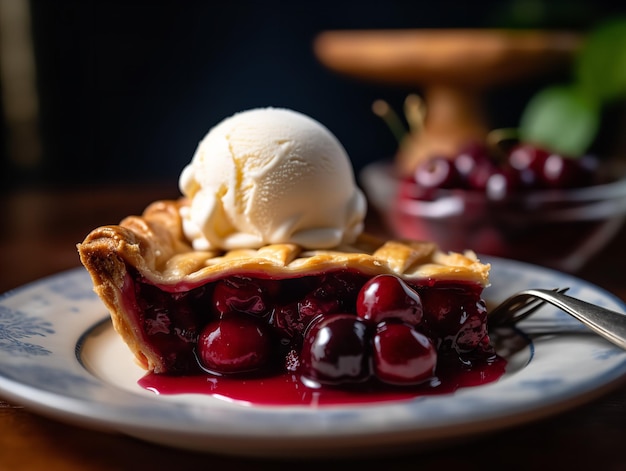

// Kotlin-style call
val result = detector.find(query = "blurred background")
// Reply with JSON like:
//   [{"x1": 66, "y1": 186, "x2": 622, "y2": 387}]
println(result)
[{"x1": 1, "y1": 0, "x2": 625, "y2": 192}]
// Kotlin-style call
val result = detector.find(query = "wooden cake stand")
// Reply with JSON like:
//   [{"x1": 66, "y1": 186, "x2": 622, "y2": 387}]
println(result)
[{"x1": 314, "y1": 29, "x2": 582, "y2": 174}]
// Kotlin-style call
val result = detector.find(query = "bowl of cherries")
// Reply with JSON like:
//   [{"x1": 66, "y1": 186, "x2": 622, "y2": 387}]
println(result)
[
  {"x1": 361, "y1": 140, "x2": 626, "y2": 273},
  {"x1": 362, "y1": 20, "x2": 626, "y2": 272}
]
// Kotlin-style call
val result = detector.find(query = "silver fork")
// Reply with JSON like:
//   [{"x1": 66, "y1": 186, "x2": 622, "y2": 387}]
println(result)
[{"x1": 489, "y1": 288, "x2": 626, "y2": 350}]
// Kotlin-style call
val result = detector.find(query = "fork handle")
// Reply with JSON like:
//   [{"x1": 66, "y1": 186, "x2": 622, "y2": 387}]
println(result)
[{"x1": 526, "y1": 289, "x2": 626, "y2": 350}]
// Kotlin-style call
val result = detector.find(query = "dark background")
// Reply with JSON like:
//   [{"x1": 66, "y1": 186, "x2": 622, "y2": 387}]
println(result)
[{"x1": 1, "y1": 0, "x2": 624, "y2": 191}]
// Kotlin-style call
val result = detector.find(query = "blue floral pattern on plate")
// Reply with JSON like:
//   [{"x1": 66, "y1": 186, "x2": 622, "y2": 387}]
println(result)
[
  {"x1": 0, "y1": 305, "x2": 54, "y2": 356},
  {"x1": 0, "y1": 260, "x2": 625, "y2": 458}
]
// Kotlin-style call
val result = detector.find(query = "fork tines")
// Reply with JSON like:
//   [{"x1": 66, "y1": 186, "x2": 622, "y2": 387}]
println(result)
[{"x1": 489, "y1": 287, "x2": 570, "y2": 327}]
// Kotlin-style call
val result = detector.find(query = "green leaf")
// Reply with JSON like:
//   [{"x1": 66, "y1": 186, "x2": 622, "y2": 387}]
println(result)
[
  {"x1": 519, "y1": 85, "x2": 599, "y2": 156},
  {"x1": 576, "y1": 18, "x2": 626, "y2": 103}
]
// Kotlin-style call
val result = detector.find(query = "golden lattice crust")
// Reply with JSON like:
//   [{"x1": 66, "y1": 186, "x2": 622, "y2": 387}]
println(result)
[
  {"x1": 78, "y1": 199, "x2": 490, "y2": 286},
  {"x1": 77, "y1": 199, "x2": 490, "y2": 371}
]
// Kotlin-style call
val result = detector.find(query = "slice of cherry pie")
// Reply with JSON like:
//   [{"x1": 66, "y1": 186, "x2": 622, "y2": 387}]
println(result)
[{"x1": 77, "y1": 198, "x2": 495, "y2": 391}]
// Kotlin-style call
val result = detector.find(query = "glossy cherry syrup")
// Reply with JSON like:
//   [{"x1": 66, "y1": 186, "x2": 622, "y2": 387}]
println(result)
[
  {"x1": 129, "y1": 268, "x2": 506, "y2": 406},
  {"x1": 139, "y1": 355, "x2": 506, "y2": 406}
]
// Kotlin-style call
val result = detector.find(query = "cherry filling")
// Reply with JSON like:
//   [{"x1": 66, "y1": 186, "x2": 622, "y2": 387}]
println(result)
[{"x1": 126, "y1": 267, "x2": 502, "y2": 401}]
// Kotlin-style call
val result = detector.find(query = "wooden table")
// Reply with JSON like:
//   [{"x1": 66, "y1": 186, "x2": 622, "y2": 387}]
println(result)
[{"x1": 1, "y1": 183, "x2": 626, "y2": 470}]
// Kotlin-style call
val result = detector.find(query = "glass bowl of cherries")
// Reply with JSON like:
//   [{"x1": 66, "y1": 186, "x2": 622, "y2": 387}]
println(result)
[
  {"x1": 361, "y1": 140, "x2": 626, "y2": 273},
  {"x1": 362, "y1": 19, "x2": 626, "y2": 273}
]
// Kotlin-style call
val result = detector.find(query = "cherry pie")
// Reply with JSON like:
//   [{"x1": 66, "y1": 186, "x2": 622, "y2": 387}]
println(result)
[{"x1": 78, "y1": 198, "x2": 495, "y2": 391}]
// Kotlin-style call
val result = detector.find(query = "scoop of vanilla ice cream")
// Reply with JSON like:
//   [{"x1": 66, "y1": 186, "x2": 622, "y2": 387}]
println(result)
[{"x1": 179, "y1": 107, "x2": 367, "y2": 251}]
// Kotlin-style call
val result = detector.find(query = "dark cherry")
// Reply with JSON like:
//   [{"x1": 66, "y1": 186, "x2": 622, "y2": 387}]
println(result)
[
  {"x1": 485, "y1": 166, "x2": 522, "y2": 200},
  {"x1": 269, "y1": 302, "x2": 303, "y2": 342},
  {"x1": 508, "y1": 145, "x2": 597, "y2": 189},
  {"x1": 454, "y1": 312, "x2": 489, "y2": 354},
  {"x1": 356, "y1": 274, "x2": 423, "y2": 325},
  {"x1": 454, "y1": 141, "x2": 493, "y2": 182},
  {"x1": 419, "y1": 287, "x2": 491, "y2": 359},
  {"x1": 540, "y1": 153, "x2": 595, "y2": 188},
  {"x1": 299, "y1": 272, "x2": 360, "y2": 318},
  {"x1": 465, "y1": 158, "x2": 500, "y2": 191},
  {"x1": 197, "y1": 314, "x2": 273, "y2": 374},
  {"x1": 299, "y1": 314, "x2": 372, "y2": 386},
  {"x1": 413, "y1": 156, "x2": 460, "y2": 190},
  {"x1": 373, "y1": 322, "x2": 437, "y2": 385},
  {"x1": 508, "y1": 144, "x2": 551, "y2": 174},
  {"x1": 270, "y1": 301, "x2": 315, "y2": 344},
  {"x1": 400, "y1": 140, "x2": 601, "y2": 202},
  {"x1": 269, "y1": 271, "x2": 365, "y2": 343},
  {"x1": 212, "y1": 277, "x2": 269, "y2": 317}
]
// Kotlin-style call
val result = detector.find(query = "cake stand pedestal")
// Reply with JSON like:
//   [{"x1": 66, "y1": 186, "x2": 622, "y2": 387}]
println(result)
[{"x1": 314, "y1": 29, "x2": 581, "y2": 174}]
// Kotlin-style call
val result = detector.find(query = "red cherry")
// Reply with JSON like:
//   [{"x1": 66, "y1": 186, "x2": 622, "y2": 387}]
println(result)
[
  {"x1": 356, "y1": 274, "x2": 423, "y2": 325},
  {"x1": 197, "y1": 315, "x2": 273, "y2": 374},
  {"x1": 373, "y1": 322, "x2": 437, "y2": 385},
  {"x1": 212, "y1": 277, "x2": 269, "y2": 317}
]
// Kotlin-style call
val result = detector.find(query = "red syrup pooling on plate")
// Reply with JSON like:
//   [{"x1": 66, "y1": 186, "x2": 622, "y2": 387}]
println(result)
[{"x1": 138, "y1": 355, "x2": 507, "y2": 406}]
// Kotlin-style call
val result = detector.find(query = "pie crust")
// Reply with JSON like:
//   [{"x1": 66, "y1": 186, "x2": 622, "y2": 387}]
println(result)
[{"x1": 78, "y1": 199, "x2": 490, "y2": 373}]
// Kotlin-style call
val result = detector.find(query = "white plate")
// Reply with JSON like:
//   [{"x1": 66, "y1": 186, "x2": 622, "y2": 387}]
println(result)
[{"x1": 1, "y1": 258, "x2": 626, "y2": 457}]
